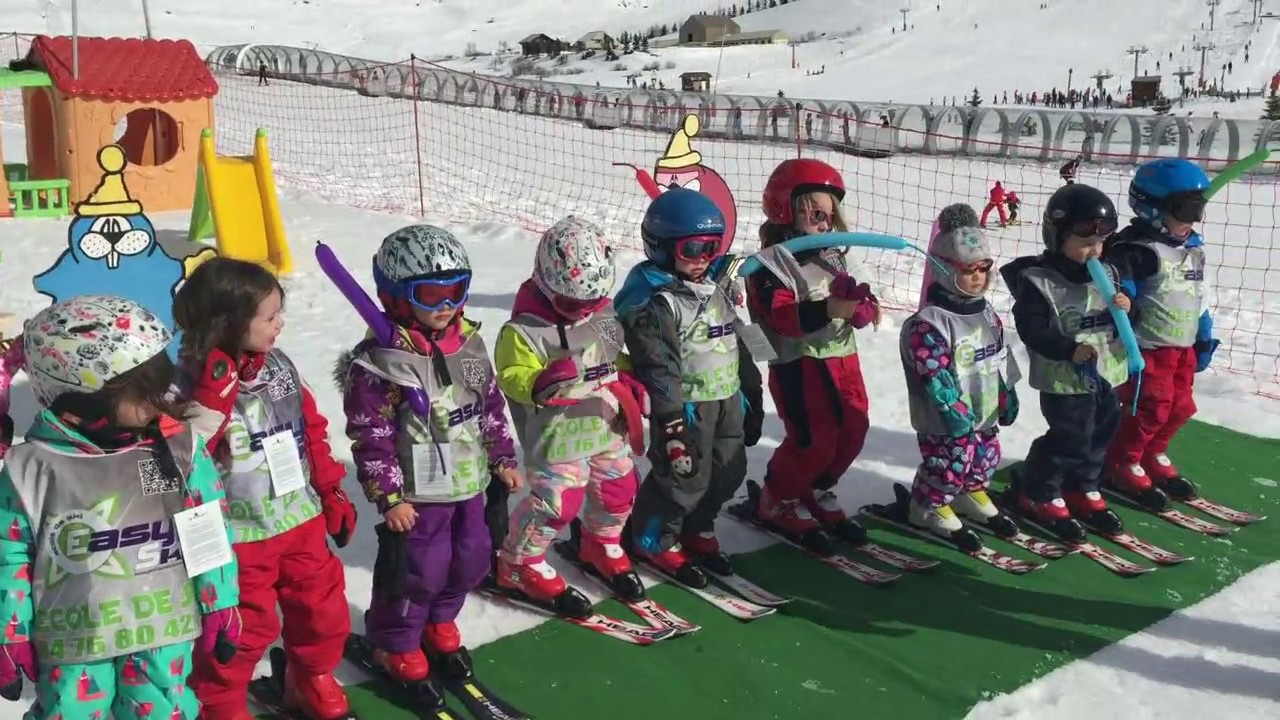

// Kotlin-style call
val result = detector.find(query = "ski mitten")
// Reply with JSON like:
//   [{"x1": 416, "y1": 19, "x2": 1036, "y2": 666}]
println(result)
[
  {"x1": 616, "y1": 370, "x2": 650, "y2": 416},
  {"x1": 654, "y1": 412, "x2": 698, "y2": 481},
  {"x1": 0, "y1": 641, "x2": 34, "y2": 700},
  {"x1": 320, "y1": 486, "x2": 358, "y2": 548},
  {"x1": 532, "y1": 356, "x2": 580, "y2": 406},
  {"x1": 1194, "y1": 311, "x2": 1219, "y2": 373},
  {"x1": 742, "y1": 392, "x2": 764, "y2": 447},
  {"x1": 998, "y1": 379, "x2": 1019, "y2": 426},
  {"x1": 373, "y1": 521, "x2": 410, "y2": 599},
  {"x1": 829, "y1": 273, "x2": 875, "y2": 303},
  {"x1": 198, "y1": 607, "x2": 242, "y2": 665}
]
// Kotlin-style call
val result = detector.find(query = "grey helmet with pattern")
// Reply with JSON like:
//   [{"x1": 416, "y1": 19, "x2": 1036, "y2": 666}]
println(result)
[
  {"x1": 533, "y1": 216, "x2": 616, "y2": 302},
  {"x1": 373, "y1": 224, "x2": 471, "y2": 291}
]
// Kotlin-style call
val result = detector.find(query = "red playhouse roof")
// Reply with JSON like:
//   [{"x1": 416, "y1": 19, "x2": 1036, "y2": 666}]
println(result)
[{"x1": 29, "y1": 35, "x2": 218, "y2": 103}]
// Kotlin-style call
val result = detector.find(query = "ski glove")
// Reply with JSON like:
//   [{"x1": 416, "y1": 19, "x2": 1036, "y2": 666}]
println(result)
[
  {"x1": 742, "y1": 392, "x2": 764, "y2": 447},
  {"x1": 373, "y1": 522, "x2": 410, "y2": 600},
  {"x1": 1194, "y1": 338, "x2": 1219, "y2": 373},
  {"x1": 616, "y1": 370, "x2": 650, "y2": 416},
  {"x1": 532, "y1": 356, "x2": 580, "y2": 406},
  {"x1": 320, "y1": 486, "x2": 358, "y2": 548},
  {"x1": 998, "y1": 380, "x2": 1019, "y2": 426},
  {"x1": 925, "y1": 371, "x2": 975, "y2": 438},
  {"x1": 198, "y1": 607, "x2": 242, "y2": 665},
  {"x1": 654, "y1": 412, "x2": 698, "y2": 481},
  {"x1": 0, "y1": 415, "x2": 12, "y2": 461},
  {"x1": 0, "y1": 642, "x2": 34, "y2": 701}
]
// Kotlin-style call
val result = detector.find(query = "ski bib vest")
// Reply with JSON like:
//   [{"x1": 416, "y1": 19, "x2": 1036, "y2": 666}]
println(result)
[
  {"x1": 505, "y1": 308, "x2": 627, "y2": 466},
  {"x1": 902, "y1": 304, "x2": 1018, "y2": 435},
  {"x1": 751, "y1": 244, "x2": 858, "y2": 364},
  {"x1": 5, "y1": 431, "x2": 203, "y2": 665},
  {"x1": 1119, "y1": 239, "x2": 1205, "y2": 349},
  {"x1": 218, "y1": 350, "x2": 320, "y2": 544},
  {"x1": 1021, "y1": 266, "x2": 1129, "y2": 394},
  {"x1": 656, "y1": 276, "x2": 741, "y2": 403},
  {"x1": 352, "y1": 332, "x2": 492, "y2": 504}
]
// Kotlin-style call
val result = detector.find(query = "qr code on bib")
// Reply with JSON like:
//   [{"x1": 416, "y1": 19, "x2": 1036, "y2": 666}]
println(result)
[
  {"x1": 138, "y1": 459, "x2": 179, "y2": 495},
  {"x1": 266, "y1": 367, "x2": 299, "y2": 401}
]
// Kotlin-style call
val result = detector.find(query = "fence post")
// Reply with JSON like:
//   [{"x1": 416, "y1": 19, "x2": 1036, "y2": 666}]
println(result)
[
  {"x1": 410, "y1": 54, "x2": 426, "y2": 217},
  {"x1": 794, "y1": 102, "x2": 802, "y2": 157}
]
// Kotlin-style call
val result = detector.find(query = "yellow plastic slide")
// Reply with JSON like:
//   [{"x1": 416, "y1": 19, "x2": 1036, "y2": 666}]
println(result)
[{"x1": 193, "y1": 128, "x2": 293, "y2": 275}]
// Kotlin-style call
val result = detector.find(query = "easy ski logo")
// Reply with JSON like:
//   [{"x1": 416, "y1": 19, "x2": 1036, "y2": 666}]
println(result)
[{"x1": 43, "y1": 496, "x2": 182, "y2": 587}]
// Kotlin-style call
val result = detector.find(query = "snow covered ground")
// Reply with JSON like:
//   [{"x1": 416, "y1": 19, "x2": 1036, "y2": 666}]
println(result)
[{"x1": 4, "y1": 0, "x2": 1277, "y2": 118}]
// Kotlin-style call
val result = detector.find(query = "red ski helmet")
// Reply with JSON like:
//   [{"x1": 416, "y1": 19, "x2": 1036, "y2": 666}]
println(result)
[{"x1": 762, "y1": 159, "x2": 846, "y2": 225}]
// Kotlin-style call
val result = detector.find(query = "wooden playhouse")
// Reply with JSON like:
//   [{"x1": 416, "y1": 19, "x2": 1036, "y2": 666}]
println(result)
[{"x1": 5, "y1": 35, "x2": 217, "y2": 216}]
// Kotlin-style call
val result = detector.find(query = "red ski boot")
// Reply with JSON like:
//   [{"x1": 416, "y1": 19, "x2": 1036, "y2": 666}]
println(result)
[
  {"x1": 681, "y1": 529, "x2": 734, "y2": 576},
  {"x1": 758, "y1": 483, "x2": 834, "y2": 554},
  {"x1": 283, "y1": 667, "x2": 351, "y2": 720},
  {"x1": 578, "y1": 534, "x2": 646, "y2": 601},
  {"x1": 1064, "y1": 490, "x2": 1124, "y2": 535},
  {"x1": 633, "y1": 541, "x2": 708, "y2": 589},
  {"x1": 1143, "y1": 453, "x2": 1199, "y2": 501},
  {"x1": 800, "y1": 489, "x2": 867, "y2": 544},
  {"x1": 495, "y1": 556, "x2": 593, "y2": 618},
  {"x1": 1015, "y1": 493, "x2": 1087, "y2": 543},
  {"x1": 423, "y1": 621, "x2": 461, "y2": 655},
  {"x1": 370, "y1": 647, "x2": 429, "y2": 683},
  {"x1": 1109, "y1": 463, "x2": 1170, "y2": 510}
]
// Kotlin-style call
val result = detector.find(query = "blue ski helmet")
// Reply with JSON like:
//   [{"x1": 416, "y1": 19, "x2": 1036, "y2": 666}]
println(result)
[
  {"x1": 1129, "y1": 158, "x2": 1211, "y2": 225},
  {"x1": 640, "y1": 188, "x2": 726, "y2": 267}
]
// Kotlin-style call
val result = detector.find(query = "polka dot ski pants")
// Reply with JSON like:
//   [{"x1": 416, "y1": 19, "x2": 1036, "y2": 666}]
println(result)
[{"x1": 910, "y1": 427, "x2": 1002, "y2": 509}]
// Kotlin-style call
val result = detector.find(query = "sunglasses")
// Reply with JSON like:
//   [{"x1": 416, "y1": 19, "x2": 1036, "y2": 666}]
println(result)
[
  {"x1": 1165, "y1": 192, "x2": 1206, "y2": 224},
  {"x1": 1068, "y1": 217, "x2": 1119, "y2": 238},
  {"x1": 400, "y1": 271, "x2": 471, "y2": 311},
  {"x1": 673, "y1": 234, "x2": 723, "y2": 262},
  {"x1": 801, "y1": 208, "x2": 833, "y2": 226},
  {"x1": 944, "y1": 258, "x2": 994, "y2": 274},
  {"x1": 552, "y1": 295, "x2": 609, "y2": 320}
]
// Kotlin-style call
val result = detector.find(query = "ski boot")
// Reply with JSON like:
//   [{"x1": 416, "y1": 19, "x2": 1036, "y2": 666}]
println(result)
[
  {"x1": 1015, "y1": 493, "x2": 1088, "y2": 544},
  {"x1": 907, "y1": 497, "x2": 983, "y2": 552},
  {"x1": 757, "y1": 482, "x2": 835, "y2": 555},
  {"x1": 632, "y1": 540, "x2": 709, "y2": 589},
  {"x1": 283, "y1": 667, "x2": 351, "y2": 720},
  {"x1": 1065, "y1": 490, "x2": 1124, "y2": 535},
  {"x1": 1108, "y1": 463, "x2": 1170, "y2": 510},
  {"x1": 952, "y1": 489, "x2": 1019, "y2": 538},
  {"x1": 681, "y1": 528, "x2": 734, "y2": 576},
  {"x1": 495, "y1": 556, "x2": 594, "y2": 618},
  {"x1": 423, "y1": 621, "x2": 475, "y2": 683},
  {"x1": 1145, "y1": 453, "x2": 1199, "y2": 501},
  {"x1": 577, "y1": 530, "x2": 647, "y2": 602},
  {"x1": 370, "y1": 646, "x2": 430, "y2": 684},
  {"x1": 801, "y1": 487, "x2": 868, "y2": 545}
]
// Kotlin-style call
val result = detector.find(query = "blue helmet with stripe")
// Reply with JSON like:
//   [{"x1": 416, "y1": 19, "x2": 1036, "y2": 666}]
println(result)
[
  {"x1": 1129, "y1": 158, "x2": 1211, "y2": 226},
  {"x1": 640, "y1": 188, "x2": 726, "y2": 268}
]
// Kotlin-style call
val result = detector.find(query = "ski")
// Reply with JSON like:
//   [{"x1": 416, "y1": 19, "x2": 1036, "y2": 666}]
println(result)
[
  {"x1": 722, "y1": 502, "x2": 903, "y2": 586},
  {"x1": 966, "y1": 522, "x2": 1078, "y2": 560},
  {"x1": 1089, "y1": 529, "x2": 1191, "y2": 566},
  {"x1": 994, "y1": 494, "x2": 1155, "y2": 577},
  {"x1": 551, "y1": 540, "x2": 702, "y2": 635},
  {"x1": 425, "y1": 645, "x2": 533, "y2": 720},
  {"x1": 338, "y1": 635, "x2": 464, "y2": 720},
  {"x1": 858, "y1": 502, "x2": 1045, "y2": 575},
  {"x1": 476, "y1": 583, "x2": 676, "y2": 645},
  {"x1": 634, "y1": 560, "x2": 777, "y2": 621},
  {"x1": 701, "y1": 567, "x2": 792, "y2": 607},
  {"x1": 1182, "y1": 496, "x2": 1266, "y2": 525},
  {"x1": 1101, "y1": 487, "x2": 1234, "y2": 537},
  {"x1": 249, "y1": 647, "x2": 365, "y2": 720},
  {"x1": 852, "y1": 541, "x2": 941, "y2": 571}
]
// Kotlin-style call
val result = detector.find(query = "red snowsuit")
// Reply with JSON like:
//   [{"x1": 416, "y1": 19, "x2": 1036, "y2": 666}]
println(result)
[
  {"x1": 980, "y1": 182, "x2": 1008, "y2": 226},
  {"x1": 747, "y1": 251, "x2": 873, "y2": 500},
  {"x1": 188, "y1": 351, "x2": 354, "y2": 718}
]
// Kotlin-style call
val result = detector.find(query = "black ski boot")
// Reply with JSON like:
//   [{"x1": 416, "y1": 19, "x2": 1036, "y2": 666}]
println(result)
[
  {"x1": 1159, "y1": 475, "x2": 1199, "y2": 501},
  {"x1": 1081, "y1": 508, "x2": 1125, "y2": 535},
  {"x1": 1047, "y1": 517, "x2": 1089, "y2": 544}
]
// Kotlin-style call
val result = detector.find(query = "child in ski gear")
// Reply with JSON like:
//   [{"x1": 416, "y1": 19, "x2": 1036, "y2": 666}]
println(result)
[
  {"x1": 980, "y1": 181, "x2": 1008, "y2": 227},
  {"x1": 340, "y1": 225, "x2": 521, "y2": 684},
  {"x1": 901, "y1": 204, "x2": 1020, "y2": 540},
  {"x1": 1005, "y1": 191, "x2": 1021, "y2": 224},
  {"x1": 1104, "y1": 158, "x2": 1216, "y2": 504},
  {"x1": 0, "y1": 295, "x2": 241, "y2": 720},
  {"x1": 0, "y1": 336, "x2": 19, "y2": 459},
  {"x1": 494, "y1": 216, "x2": 648, "y2": 610},
  {"x1": 1000, "y1": 184, "x2": 1134, "y2": 540},
  {"x1": 176, "y1": 258, "x2": 356, "y2": 720},
  {"x1": 746, "y1": 158, "x2": 879, "y2": 550},
  {"x1": 616, "y1": 188, "x2": 763, "y2": 587}
]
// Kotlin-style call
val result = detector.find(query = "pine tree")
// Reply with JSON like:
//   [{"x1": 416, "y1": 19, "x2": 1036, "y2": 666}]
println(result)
[
  {"x1": 641, "y1": 36, "x2": 650, "y2": 51},
  {"x1": 968, "y1": 87, "x2": 983, "y2": 107},
  {"x1": 1263, "y1": 88, "x2": 1280, "y2": 120}
]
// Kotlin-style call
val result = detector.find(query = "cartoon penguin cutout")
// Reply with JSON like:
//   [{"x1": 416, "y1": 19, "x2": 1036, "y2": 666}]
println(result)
[
  {"x1": 652, "y1": 114, "x2": 737, "y2": 254},
  {"x1": 33, "y1": 145, "x2": 200, "y2": 360}
]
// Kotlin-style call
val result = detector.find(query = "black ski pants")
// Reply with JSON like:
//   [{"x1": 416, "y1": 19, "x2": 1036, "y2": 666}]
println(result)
[{"x1": 1023, "y1": 386, "x2": 1121, "y2": 500}]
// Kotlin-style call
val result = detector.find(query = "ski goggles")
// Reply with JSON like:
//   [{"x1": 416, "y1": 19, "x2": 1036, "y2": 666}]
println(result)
[
  {"x1": 673, "y1": 234, "x2": 723, "y2": 262},
  {"x1": 799, "y1": 208, "x2": 834, "y2": 227},
  {"x1": 1067, "y1": 217, "x2": 1118, "y2": 239},
  {"x1": 399, "y1": 270, "x2": 472, "y2": 311},
  {"x1": 1164, "y1": 192, "x2": 1207, "y2": 224},
  {"x1": 552, "y1": 295, "x2": 609, "y2": 321},
  {"x1": 942, "y1": 258, "x2": 994, "y2": 274}
]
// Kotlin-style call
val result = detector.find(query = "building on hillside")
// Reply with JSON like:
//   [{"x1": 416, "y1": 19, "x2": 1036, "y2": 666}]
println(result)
[
  {"x1": 575, "y1": 31, "x2": 616, "y2": 53},
  {"x1": 1130, "y1": 75, "x2": 1162, "y2": 107},
  {"x1": 679, "y1": 15, "x2": 740, "y2": 45},
  {"x1": 715, "y1": 29, "x2": 790, "y2": 46},
  {"x1": 681, "y1": 71, "x2": 712, "y2": 92},
  {"x1": 519, "y1": 33, "x2": 561, "y2": 56}
]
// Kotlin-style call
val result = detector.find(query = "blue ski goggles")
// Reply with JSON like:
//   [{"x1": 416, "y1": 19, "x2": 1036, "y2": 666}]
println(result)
[{"x1": 396, "y1": 270, "x2": 472, "y2": 311}]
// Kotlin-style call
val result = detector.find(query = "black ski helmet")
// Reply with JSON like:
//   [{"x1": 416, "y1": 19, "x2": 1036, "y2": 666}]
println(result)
[{"x1": 1041, "y1": 183, "x2": 1118, "y2": 251}]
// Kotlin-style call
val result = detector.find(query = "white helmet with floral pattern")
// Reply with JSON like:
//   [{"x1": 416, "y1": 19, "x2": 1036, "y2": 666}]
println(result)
[
  {"x1": 23, "y1": 295, "x2": 172, "y2": 406},
  {"x1": 533, "y1": 215, "x2": 616, "y2": 302}
]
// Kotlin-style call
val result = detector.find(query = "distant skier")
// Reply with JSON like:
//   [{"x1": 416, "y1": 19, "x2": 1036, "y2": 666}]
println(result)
[
  {"x1": 1060, "y1": 156, "x2": 1082, "y2": 185},
  {"x1": 1005, "y1": 190, "x2": 1021, "y2": 224},
  {"x1": 979, "y1": 181, "x2": 1008, "y2": 228}
]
